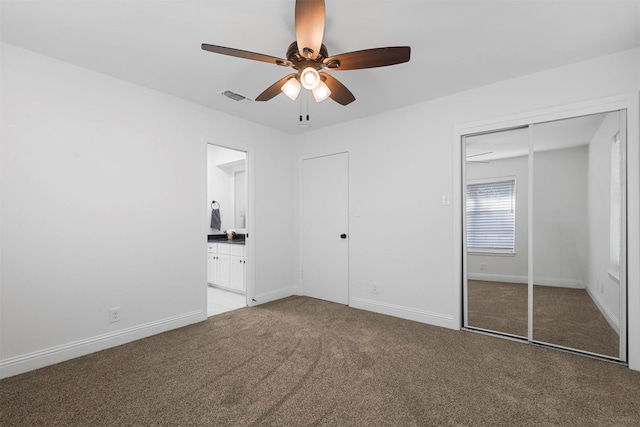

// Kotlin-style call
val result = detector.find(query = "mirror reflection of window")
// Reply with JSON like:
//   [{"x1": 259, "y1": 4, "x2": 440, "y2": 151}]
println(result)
[{"x1": 467, "y1": 177, "x2": 516, "y2": 254}]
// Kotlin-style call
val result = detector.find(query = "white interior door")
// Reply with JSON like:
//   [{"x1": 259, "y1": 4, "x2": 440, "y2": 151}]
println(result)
[{"x1": 301, "y1": 153, "x2": 349, "y2": 305}]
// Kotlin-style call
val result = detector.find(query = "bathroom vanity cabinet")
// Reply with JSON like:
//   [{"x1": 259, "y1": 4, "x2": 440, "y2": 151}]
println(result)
[{"x1": 207, "y1": 242, "x2": 245, "y2": 293}]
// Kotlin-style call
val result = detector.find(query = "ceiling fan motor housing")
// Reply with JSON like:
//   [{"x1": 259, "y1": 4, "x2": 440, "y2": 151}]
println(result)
[{"x1": 286, "y1": 42, "x2": 330, "y2": 71}]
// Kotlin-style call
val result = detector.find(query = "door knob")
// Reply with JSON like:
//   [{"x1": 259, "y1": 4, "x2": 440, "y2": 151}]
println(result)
[{"x1": 340, "y1": 234, "x2": 347, "y2": 239}]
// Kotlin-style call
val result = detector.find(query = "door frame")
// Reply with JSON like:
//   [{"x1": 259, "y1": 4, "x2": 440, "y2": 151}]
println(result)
[
  {"x1": 453, "y1": 93, "x2": 639, "y2": 367},
  {"x1": 203, "y1": 137, "x2": 256, "y2": 307}
]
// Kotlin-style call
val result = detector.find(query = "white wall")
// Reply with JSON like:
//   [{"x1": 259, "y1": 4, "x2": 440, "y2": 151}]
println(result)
[
  {"x1": 532, "y1": 146, "x2": 589, "y2": 288},
  {"x1": 210, "y1": 145, "x2": 245, "y2": 166},
  {"x1": 293, "y1": 48, "x2": 640, "y2": 369},
  {"x1": 0, "y1": 43, "x2": 295, "y2": 378},
  {"x1": 587, "y1": 112, "x2": 623, "y2": 331}
]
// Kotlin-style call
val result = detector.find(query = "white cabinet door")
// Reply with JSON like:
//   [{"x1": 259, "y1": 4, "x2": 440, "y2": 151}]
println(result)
[
  {"x1": 230, "y1": 255, "x2": 245, "y2": 290},
  {"x1": 207, "y1": 243, "x2": 218, "y2": 285},
  {"x1": 209, "y1": 243, "x2": 245, "y2": 291},
  {"x1": 217, "y1": 253, "x2": 231, "y2": 288},
  {"x1": 207, "y1": 252, "x2": 218, "y2": 284}
]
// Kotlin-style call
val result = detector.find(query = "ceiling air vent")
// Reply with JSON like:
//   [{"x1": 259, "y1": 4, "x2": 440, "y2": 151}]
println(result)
[{"x1": 220, "y1": 90, "x2": 251, "y2": 102}]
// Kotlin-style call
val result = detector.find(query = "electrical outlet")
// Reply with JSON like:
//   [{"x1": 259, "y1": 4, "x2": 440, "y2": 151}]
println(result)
[
  {"x1": 372, "y1": 283, "x2": 379, "y2": 294},
  {"x1": 109, "y1": 307, "x2": 121, "y2": 323}
]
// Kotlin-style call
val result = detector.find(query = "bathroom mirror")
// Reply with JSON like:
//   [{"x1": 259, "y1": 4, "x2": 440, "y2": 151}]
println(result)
[{"x1": 207, "y1": 144, "x2": 247, "y2": 233}]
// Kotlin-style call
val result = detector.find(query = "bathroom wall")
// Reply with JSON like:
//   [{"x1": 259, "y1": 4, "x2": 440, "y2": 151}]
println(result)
[{"x1": 207, "y1": 144, "x2": 245, "y2": 233}]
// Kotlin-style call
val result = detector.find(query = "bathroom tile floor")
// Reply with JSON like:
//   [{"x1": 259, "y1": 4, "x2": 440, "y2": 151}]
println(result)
[{"x1": 207, "y1": 285, "x2": 246, "y2": 317}]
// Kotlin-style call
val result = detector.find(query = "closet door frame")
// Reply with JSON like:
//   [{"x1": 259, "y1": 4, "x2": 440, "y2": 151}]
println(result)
[{"x1": 454, "y1": 93, "x2": 638, "y2": 366}]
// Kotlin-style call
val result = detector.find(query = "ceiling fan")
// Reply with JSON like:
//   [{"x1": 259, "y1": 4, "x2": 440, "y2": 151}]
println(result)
[{"x1": 202, "y1": 0, "x2": 410, "y2": 106}]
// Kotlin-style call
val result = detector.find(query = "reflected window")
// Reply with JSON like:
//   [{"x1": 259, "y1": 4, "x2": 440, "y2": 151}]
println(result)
[{"x1": 467, "y1": 177, "x2": 516, "y2": 253}]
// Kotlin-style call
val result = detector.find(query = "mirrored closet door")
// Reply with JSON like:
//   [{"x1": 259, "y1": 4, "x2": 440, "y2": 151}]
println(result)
[
  {"x1": 463, "y1": 126, "x2": 529, "y2": 339},
  {"x1": 463, "y1": 110, "x2": 627, "y2": 362}
]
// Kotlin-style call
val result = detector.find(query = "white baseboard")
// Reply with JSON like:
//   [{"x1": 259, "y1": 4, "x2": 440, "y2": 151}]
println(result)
[
  {"x1": 252, "y1": 286, "x2": 299, "y2": 305},
  {"x1": 467, "y1": 272, "x2": 528, "y2": 284},
  {"x1": 350, "y1": 297, "x2": 457, "y2": 330},
  {"x1": 468, "y1": 272, "x2": 585, "y2": 288},
  {"x1": 534, "y1": 276, "x2": 585, "y2": 289},
  {"x1": 0, "y1": 309, "x2": 205, "y2": 379},
  {"x1": 586, "y1": 287, "x2": 620, "y2": 334}
]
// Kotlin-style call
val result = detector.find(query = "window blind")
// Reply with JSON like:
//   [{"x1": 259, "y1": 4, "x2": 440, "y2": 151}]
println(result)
[{"x1": 466, "y1": 179, "x2": 516, "y2": 251}]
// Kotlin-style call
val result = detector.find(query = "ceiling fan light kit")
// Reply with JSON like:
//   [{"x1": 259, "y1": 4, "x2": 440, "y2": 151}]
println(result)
[
  {"x1": 202, "y1": 0, "x2": 410, "y2": 106},
  {"x1": 281, "y1": 77, "x2": 302, "y2": 101},
  {"x1": 311, "y1": 80, "x2": 331, "y2": 103},
  {"x1": 300, "y1": 67, "x2": 320, "y2": 90}
]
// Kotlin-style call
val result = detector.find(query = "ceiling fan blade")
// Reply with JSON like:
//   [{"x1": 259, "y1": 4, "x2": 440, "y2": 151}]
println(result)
[
  {"x1": 295, "y1": 0, "x2": 325, "y2": 59},
  {"x1": 202, "y1": 44, "x2": 292, "y2": 67},
  {"x1": 320, "y1": 73, "x2": 355, "y2": 106},
  {"x1": 323, "y1": 46, "x2": 410, "y2": 70},
  {"x1": 255, "y1": 73, "x2": 298, "y2": 101}
]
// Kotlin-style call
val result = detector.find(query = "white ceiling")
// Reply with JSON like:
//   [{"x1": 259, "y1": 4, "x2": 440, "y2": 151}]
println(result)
[{"x1": 2, "y1": 0, "x2": 639, "y2": 135}]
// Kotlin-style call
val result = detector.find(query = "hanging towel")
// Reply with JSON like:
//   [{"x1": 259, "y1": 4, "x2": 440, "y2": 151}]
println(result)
[{"x1": 210, "y1": 208, "x2": 221, "y2": 230}]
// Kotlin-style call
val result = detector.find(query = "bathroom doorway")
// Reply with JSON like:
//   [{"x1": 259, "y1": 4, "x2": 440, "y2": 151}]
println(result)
[{"x1": 206, "y1": 143, "x2": 249, "y2": 316}]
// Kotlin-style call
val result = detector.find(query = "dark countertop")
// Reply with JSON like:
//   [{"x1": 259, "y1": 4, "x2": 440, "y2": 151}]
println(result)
[{"x1": 207, "y1": 234, "x2": 246, "y2": 245}]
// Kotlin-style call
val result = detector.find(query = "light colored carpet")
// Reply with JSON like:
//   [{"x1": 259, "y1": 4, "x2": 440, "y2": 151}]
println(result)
[
  {"x1": 467, "y1": 280, "x2": 619, "y2": 357},
  {"x1": 2, "y1": 296, "x2": 639, "y2": 426}
]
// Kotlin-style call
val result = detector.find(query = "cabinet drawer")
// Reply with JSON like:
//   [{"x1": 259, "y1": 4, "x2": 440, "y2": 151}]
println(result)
[
  {"x1": 207, "y1": 243, "x2": 217, "y2": 253},
  {"x1": 230, "y1": 245, "x2": 245, "y2": 257},
  {"x1": 217, "y1": 244, "x2": 231, "y2": 254}
]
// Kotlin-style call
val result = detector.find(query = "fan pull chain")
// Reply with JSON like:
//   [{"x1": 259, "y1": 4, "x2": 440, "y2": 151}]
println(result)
[
  {"x1": 298, "y1": 95, "x2": 310, "y2": 127},
  {"x1": 306, "y1": 98, "x2": 310, "y2": 122}
]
